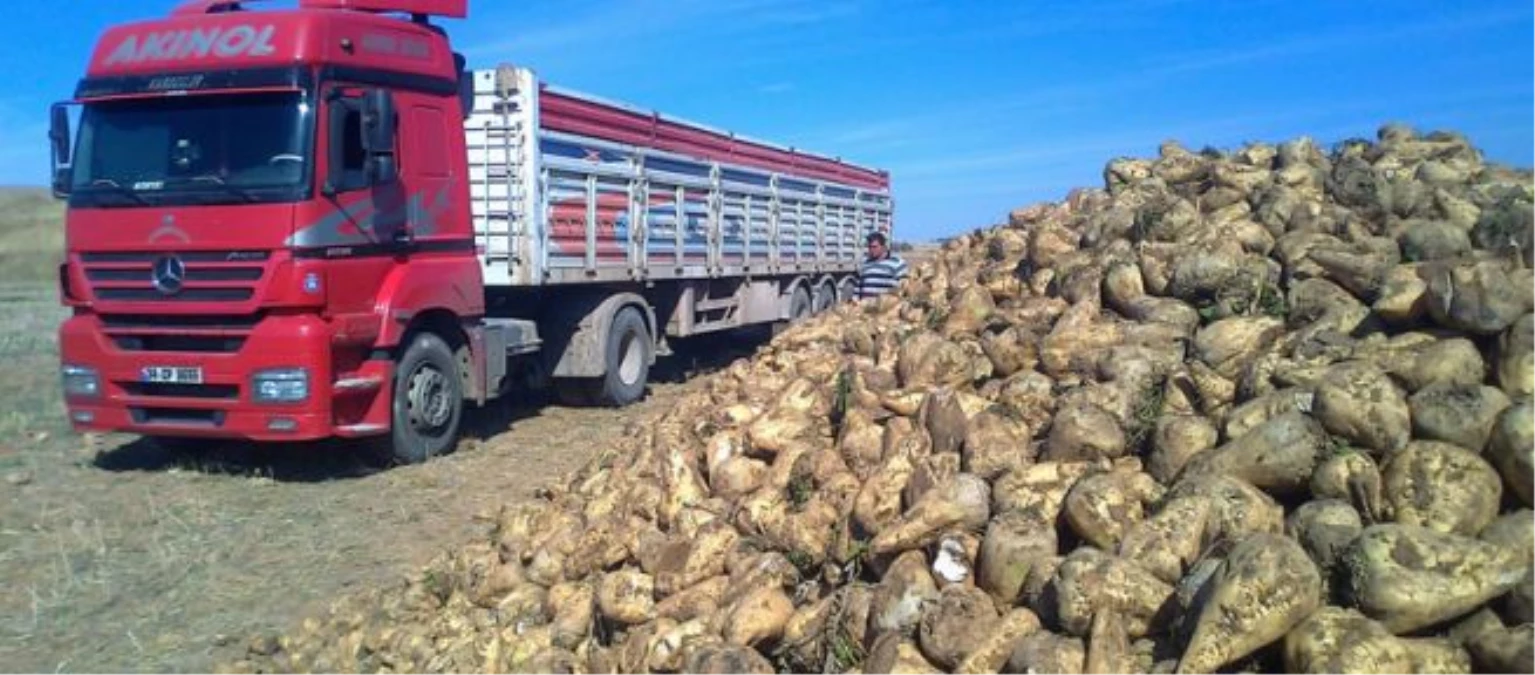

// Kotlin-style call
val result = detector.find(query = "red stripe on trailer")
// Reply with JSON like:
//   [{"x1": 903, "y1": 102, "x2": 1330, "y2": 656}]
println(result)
[{"x1": 537, "y1": 87, "x2": 889, "y2": 191}]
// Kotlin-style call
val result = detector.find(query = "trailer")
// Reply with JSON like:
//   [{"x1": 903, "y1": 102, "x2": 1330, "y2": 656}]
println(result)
[{"x1": 50, "y1": 0, "x2": 893, "y2": 463}]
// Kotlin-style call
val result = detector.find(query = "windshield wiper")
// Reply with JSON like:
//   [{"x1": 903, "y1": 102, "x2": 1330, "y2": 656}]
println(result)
[
  {"x1": 185, "y1": 175, "x2": 261, "y2": 203},
  {"x1": 83, "y1": 179, "x2": 150, "y2": 206}
]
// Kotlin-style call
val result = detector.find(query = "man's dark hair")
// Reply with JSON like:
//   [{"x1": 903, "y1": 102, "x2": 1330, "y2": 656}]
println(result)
[{"x1": 866, "y1": 232, "x2": 888, "y2": 246}]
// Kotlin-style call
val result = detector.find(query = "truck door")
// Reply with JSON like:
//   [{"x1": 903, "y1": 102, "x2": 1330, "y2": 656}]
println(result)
[
  {"x1": 402, "y1": 104, "x2": 454, "y2": 248},
  {"x1": 302, "y1": 84, "x2": 406, "y2": 321}
]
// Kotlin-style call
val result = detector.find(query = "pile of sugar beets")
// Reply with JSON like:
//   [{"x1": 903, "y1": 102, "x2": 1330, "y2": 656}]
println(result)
[{"x1": 230, "y1": 124, "x2": 1535, "y2": 674}]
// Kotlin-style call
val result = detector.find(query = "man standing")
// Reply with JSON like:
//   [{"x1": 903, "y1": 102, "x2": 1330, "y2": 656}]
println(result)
[{"x1": 857, "y1": 231, "x2": 908, "y2": 299}]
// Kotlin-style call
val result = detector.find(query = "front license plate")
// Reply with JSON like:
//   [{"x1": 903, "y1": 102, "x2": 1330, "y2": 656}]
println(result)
[{"x1": 141, "y1": 366, "x2": 203, "y2": 385}]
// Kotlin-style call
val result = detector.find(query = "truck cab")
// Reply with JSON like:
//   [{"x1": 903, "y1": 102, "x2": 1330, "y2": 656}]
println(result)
[{"x1": 53, "y1": 0, "x2": 481, "y2": 461}]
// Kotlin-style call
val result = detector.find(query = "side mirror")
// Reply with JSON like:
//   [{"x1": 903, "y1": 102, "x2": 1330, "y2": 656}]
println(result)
[
  {"x1": 48, "y1": 103, "x2": 73, "y2": 197},
  {"x1": 323, "y1": 89, "x2": 398, "y2": 196},
  {"x1": 361, "y1": 89, "x2": 397, "y2": 155},
  {"x1": 369, "y1": 154, "x2": 399, "y2": 185},
  {"x1": 454, "y1": 51, "x2": 473, "y2": 120},
  {"x1": 361, "y1": 89, "x2": 398, "y2": 186},
  {"x1": 52, "y1": 168, "x2": 71, "y2": 197},
  {"x1": 49, "y1": 105, "x2": 70, "y2": 163}
]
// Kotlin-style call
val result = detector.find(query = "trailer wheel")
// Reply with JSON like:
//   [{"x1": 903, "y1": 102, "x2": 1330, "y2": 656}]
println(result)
[
  {"x1": 789, "y1": 286, "x2": 813, "y2": 322},
  {"x1": 837, "y1": 276, "x2": 858, "y2": 303},
  {"x1": 593, "y1": 307, "x2": 651, "y2": 407},
  {"x1": 812, "y1": 282, "x2": 836, "y2": 314},
  {"x1": 382, "y1": 332, "x2": 462, "y2": 464}
]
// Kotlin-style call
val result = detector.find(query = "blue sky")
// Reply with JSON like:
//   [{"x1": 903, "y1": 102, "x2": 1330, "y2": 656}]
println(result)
[{"x1": 3, "y1": 0, "x2": 1531, "y2": 242}]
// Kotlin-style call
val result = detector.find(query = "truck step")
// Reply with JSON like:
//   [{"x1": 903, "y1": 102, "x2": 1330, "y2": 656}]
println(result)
[
  {"x1": 333, "y1": 376, "x2": 384, "y2": 394},
  {"x1": 691, "y1": 318, "x2": 743, "y2": 334},
  {"x1": 694, "y1": 296, "x2": 740, "y2": 312},
  {"x1": 334, "y1": 423, "x2": 388, "y2": 438}
]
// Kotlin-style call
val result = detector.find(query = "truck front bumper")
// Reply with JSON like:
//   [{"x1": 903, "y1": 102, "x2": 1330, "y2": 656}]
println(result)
[{"x1": 59, "y1": 312, "x2": 347, "y2": 442}]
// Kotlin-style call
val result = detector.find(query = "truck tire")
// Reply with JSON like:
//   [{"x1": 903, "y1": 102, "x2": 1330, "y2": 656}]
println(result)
[
  {"x1": 813, "y1": 282, "x2": 835, "y2": 314},
  {"x1": 382, "y1": 332, "x2": 463, "y2": 464},
  {"x1": 837, "y1": 276, "x2": 858, "y2": 303},
  {"x1": 789, "y1": 286, "x2": 813, "y2": 322},
  {"x1": 592, "y1": 307, "x2": 651, "y2": 407}
]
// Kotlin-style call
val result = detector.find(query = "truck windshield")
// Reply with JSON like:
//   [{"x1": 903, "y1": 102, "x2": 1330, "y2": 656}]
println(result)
[{"x1": 69, "y1": 91, "x2": 313, "y2": 208}]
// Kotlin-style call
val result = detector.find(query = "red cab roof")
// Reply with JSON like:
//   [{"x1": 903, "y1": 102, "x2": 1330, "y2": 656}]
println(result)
[
  {"x1": 299, "y1": 0, "x2": 465, "y2": 18},
  {"x1": 85, "y1": 4, "x2": 455, "y2": 83}
]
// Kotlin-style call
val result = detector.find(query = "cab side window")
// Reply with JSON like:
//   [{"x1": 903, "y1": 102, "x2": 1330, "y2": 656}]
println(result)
[
  {"x1": 324, "y1": 86, "x2": 399, "y2": 195},
  {"x1": 339, "y1": 106, "x2": 366, "y2": 174},
  {"x1": 327, "y1": 91, "x2": 369, "y2": 193}
]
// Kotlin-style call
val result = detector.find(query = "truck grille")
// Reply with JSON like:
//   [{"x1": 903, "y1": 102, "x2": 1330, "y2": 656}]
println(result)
[
  {"x1": 101, "y1": 314, "x2": 263, "y2": 330},
  {"x1": 101, "y1": 313, "x2": 263, "y2": 355},
  {"x1": 85, "y1": 267, "x2": 264, "y2": 282},
  {"x1": 81, "y1": 251, "x2": 268, "y2": 304},
  {"x1": 110, "y1": 334, "x2": 248, "y2": 352},
  {"x1": 96, "y1": 288, "x2": 255, "y2": 302}
]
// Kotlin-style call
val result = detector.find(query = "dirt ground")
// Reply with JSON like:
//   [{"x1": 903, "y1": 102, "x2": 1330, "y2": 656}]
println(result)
[{"x1": 0, "y1": 285, "x2": 767, "y2": 673}]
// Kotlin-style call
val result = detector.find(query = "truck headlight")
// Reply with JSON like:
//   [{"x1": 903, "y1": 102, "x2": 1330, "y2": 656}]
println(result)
[
  {"x1": 252, "y1": 368, "x2": 309, "y2": 403},
  {"x1": 62, "y1": 365, "x2": 101, "y2": 398}
]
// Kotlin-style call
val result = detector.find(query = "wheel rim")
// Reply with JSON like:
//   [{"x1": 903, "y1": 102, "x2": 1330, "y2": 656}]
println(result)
[
  {"x1": 405, "y1": 361, "x2": 453, "y2": 435},
  {"x1": 617, "y1": 329, "x2": 645, "y2": 385}
]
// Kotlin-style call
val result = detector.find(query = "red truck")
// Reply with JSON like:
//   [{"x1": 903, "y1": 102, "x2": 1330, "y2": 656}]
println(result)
[{"x1": 49, "y1": 0, "x2": 893, "y2": 463}]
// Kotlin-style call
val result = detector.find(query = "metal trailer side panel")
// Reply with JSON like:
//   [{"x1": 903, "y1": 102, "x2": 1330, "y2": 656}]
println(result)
[
  {"x1": 467, "y1": 65, "x2": 893, "y2": 288},
  {"x1": 538, "y1": 84, "x2": 888, "y2": 190}
]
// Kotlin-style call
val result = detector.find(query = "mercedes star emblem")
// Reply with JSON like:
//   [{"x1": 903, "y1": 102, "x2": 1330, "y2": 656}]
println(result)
[{"x1": 151, "y1": 255, "x2": 186, "y2": 295}]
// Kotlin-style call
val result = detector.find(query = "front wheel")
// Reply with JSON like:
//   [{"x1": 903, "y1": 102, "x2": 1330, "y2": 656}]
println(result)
[{"x1": 380, "y1": 332, "x2": 463, "y2": 464}]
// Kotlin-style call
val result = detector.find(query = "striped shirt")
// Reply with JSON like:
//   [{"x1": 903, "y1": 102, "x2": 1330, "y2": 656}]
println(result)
[{"x1": 857, "y1": 255, "x2": 909, "y2": 299}]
